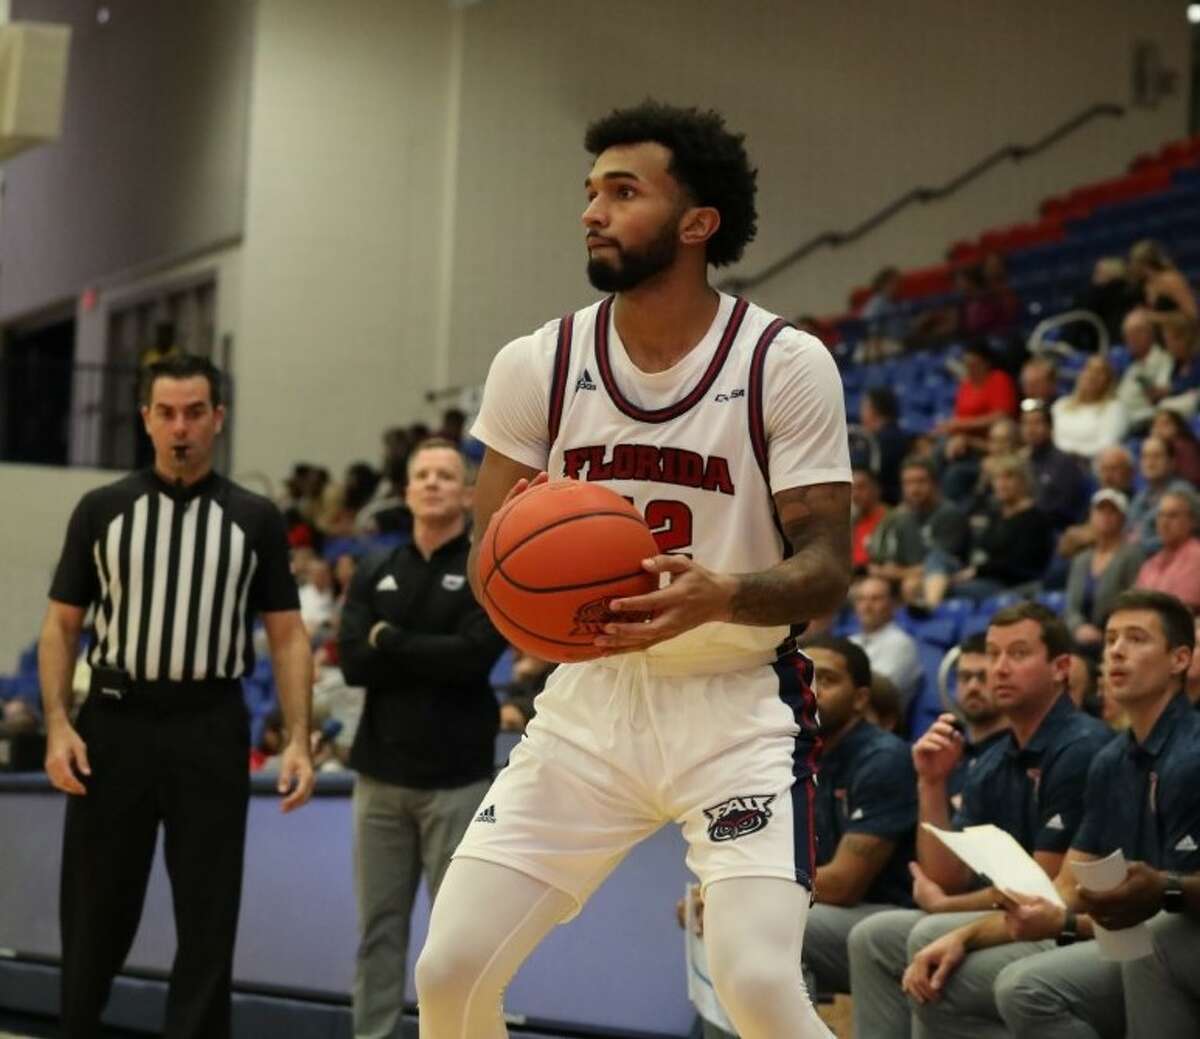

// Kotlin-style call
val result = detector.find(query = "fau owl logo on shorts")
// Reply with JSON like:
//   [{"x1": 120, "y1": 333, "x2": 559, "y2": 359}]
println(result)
[{"x1": 704, "y1": 794, "x2": 776, "y2": 842}]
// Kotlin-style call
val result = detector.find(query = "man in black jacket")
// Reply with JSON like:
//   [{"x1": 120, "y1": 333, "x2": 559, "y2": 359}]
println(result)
[{"x1": 338, "y1": 438, "x2": 506, "y2": 1039}]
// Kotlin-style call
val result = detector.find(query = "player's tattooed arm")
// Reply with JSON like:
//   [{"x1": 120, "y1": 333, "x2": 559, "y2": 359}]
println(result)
[
  {"x1": 815, "y1": 832, "x2": 897, "y2": 906},
  {"x1": 728, "y1": 482, "x2": 852, "y2": 625}
]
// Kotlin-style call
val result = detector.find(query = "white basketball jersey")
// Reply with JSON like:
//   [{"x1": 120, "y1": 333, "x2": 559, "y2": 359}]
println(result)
[{"x1": 472, "y1": 291, "x2": 851, "y2": 670}]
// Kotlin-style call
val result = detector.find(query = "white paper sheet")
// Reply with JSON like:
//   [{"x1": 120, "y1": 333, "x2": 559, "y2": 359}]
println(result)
[
  {"x1": 1071, "y1": 851, "x2": 1155, "y2": 961},
  {"x1": 684, "y1": 883, "x2": 736, "y2": 1032},
  {"x1": 922, "y1": 823, "x2": 1064, "y2": 904}
]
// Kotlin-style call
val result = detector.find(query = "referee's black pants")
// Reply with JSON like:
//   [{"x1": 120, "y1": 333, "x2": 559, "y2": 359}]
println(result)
[{"x1": 59, "y1": 680, "x2": 250, "y2": 1039}]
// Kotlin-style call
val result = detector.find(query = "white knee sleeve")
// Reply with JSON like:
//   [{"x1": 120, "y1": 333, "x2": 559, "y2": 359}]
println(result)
[
  {"x1": 415, "y1": 858, "x2": 573, "y2": 1039},
  {"x1": 703, "y1": 877, "x2": 834, "y2": 1039}
]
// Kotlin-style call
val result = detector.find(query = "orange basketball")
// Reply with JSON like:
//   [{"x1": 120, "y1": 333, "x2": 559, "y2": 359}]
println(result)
[{"x1": 477, "y1": 480, "x2": 659, "y2": 662}]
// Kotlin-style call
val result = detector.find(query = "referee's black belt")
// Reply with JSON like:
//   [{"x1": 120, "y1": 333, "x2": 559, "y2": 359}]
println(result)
[{"x1": 89, "y1": 666, "x2": 241, "y2": 714}]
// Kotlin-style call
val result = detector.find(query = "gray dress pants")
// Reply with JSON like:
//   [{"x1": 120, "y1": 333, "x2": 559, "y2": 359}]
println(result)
[
  {"x1": 1124, "y1": 914, "x2": 1200, "y2": 1036},
  {"x1": 803, "y1": 902, "x2": 897, "y2": 996},
  {"x1": 352, "y1": 773, "x2": 491, "y2": 1039},
  {"x1": 996, "y1": 913, "x2": 1200, "y2": 1038},
  {"x1": 846, "y1": 908, "x2": 1046, "y2": 1039}
]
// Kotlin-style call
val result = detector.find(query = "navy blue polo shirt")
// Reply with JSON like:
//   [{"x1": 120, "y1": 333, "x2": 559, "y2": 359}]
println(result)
[
  {"x1": 955, "y1": 695, "x2": 1113, "y2": 854},
  {"x1": 948, "y1": 728, "x2": 1009, "y2": 813},
  {"x1": 814, "y1": 719, "x2": 917, "y2": 906},
  {"x1": 1074, "y1": 694, "x2": 1200, "y2": 871}
]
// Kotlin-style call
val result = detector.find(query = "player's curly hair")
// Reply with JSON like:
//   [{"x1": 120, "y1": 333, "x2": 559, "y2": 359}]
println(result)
[{"x1": 584, "y1": 100, "x2": 758, "y2": 268}]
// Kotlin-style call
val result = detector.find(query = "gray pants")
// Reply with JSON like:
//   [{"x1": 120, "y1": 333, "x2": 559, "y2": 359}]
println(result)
[
  {"x1": 996, "y1": 913, "x2": 1200, "y2": 1038},
  {"x1": 847, "y1": 908, "x2": 1045, "y2": 1039},
  {"x1": 352, "y1": 773, "x2": 490, "y2": 1039},
  {"x1": 993, "y1": 940, "x2": 1123, "y2": 1038},
  {"x1": 803, "y1": 902, "x2": 896, "y2": 996},
  {"x1": 1125, "y1": 913, "x2": 1200, "y2": 1035}
]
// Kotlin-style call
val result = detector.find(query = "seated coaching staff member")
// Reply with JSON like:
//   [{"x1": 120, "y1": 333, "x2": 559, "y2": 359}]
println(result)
[
  {"x1": 338, "y1": 438, "x2": 506, "y2": 1039},
  {"x1": 803, "y1": 636, "x2": 917, "y2": 998},
  {"x1": 38, "y1": 354, "x2": 315, "y2": 1039}
]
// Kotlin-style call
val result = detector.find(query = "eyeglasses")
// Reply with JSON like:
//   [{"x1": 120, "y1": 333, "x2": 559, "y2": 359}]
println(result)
[{"x1": 1020, "y1": 398, "x2": 1049, "y2": 414}]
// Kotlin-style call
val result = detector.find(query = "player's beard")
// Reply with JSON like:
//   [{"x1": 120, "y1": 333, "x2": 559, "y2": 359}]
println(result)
[{"x1": 586, "y1": 218, "x2": 680, "y2": 292}]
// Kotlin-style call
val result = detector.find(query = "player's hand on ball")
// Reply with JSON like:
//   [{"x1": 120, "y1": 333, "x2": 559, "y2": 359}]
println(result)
[
  {"x1": 598, "y1": 555, "x2": 735, "y2": 651},
  {"x1": 501, "y1": 471, "x2": 549, "y2": 507}
]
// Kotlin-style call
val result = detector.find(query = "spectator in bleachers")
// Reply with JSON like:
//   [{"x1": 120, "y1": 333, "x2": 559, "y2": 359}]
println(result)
[
  {"x1": 1, "y1": 696, "x2": 37, "y2": 736},
  {"x1": 850, "y1": 576, "x2": 923, "y2": 710},
  {"x1": 1067, "y1": 652, "x2": 1100, "y2": 715},
  {"x1": 320, "y1": 461, "x2": 382, "y2": 537},
  {"x1": 927, "y1": 454, "x2": 1053, "y2": 606},
  {"x1": 1129, "y1": 238, "x2": 1198, "y2": 318},
  {"x1": 941, "y1": 413, "x2": 1018, "y2": 507},
  {"x1": 935, "y1": 340, "x2": 1018, "y2": 448},
  {"x1": 1020, "y1": 398, "x2": 1089, "y2": 530},
  {"x1": 911, "y1": 264, "x2": 1020, "y2": 350},
  {"x1": 860, "y1": 387, "x2": 909, "y2": 505},
  {"x1": 867, "y1": 673, "x2": 904, "y2": 735},
  {"x1": 1118, "y1": 308, "x2": 1174, "y2": 433},
  {"x1": 850, "y1": 603, "x2": 1111, "y2": 1039},
  {"x1": 1135, "y1": 489, "x2": 1200, "y2": 612},
  {"x1": 800, "y1": 637, "x2": 918, "y2": 1003},
  {"x1": 1018, "y1": 356, "x2": 1058, "y2": 408},
  {"x1": 979, "y1": 252, "x2": 1022, "y2": 335},
  {"x1": 851, "y1": 468, "x2": 889, "y2": 574},
  {"x1": 356, "y1": 428, "x2": 414, "y2": 535},
  {"x1": 1055, "y1": 446, "x2": 1136, "y2": 561},
  {"x1": 497, "y1": 651, "x2": 555, "y2": 732},
  {"x1": 1072, "y1": 256, "x2": 1142, "y2": 349},
  {"x1": 1150, "y1": 407, "x2": 1200, "y2": 485},
  {"x1": 297, "y1": 556, "x2": 337, "y2": 644},
  {"x1": 1157, "y1": 312, "x2": 1200, "y2": 418},
  {"x1": 1065, "y1": 490, "x2": 1145, "y2": 650},
  {"x1": 859, "y1": 266, "x2": 908, "y2": 361},
  {"x1": 868, "y1": 458, "x2": 969, "y2": 608},
  {"x1": 1051, "y1": 356, "x2": 1128, "y2": 461},
  {"x1": 1128, "y1": 435, "x2": 1192, "y2": 554}
]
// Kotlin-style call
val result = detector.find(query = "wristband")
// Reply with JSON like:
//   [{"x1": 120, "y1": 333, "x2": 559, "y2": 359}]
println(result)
[
  {"x1": 1055, "y1": 909, "x2": 1079, "y2": 946},
  {"x1": 1163, "y1": 874, "x2": 1186, "y2": 914}
]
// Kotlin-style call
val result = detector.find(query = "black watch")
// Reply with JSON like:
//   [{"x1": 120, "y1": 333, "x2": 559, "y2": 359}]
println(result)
[
  {"x1": 1055, "y1": 909, "x2": 1079, "y2": 946},
  {"x1": 1163, "y1": 874, "x2": 1186, "y2": 913}
]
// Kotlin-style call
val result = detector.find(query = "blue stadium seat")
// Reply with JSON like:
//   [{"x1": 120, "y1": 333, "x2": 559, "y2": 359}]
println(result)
[
  {"x1": 1037, "y1": 590, "x2": 1066, "y2": 614},
  {"x1": 907, "y1": 642, "x2": 949, "y2": 740},
  {"x1": 489, "y1": 646, "x2": 516, "y2": 689}
]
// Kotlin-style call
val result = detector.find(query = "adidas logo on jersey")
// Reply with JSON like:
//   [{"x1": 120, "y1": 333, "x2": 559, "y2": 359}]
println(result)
[
  {"x1": 575, "y1": 368, "x2": 597, "y2": 391},
  {"x1": 475, "y1": 804, "x2": 496, "y2": 824},
  {"x1": 1176, "y1": 834, "x2": 1198, "y2": 852}
]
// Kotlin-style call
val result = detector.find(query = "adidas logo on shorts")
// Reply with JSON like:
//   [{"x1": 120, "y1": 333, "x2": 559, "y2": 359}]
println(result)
[{"x1": 475, "y1": 804, "x2": 496, "y2": 824}]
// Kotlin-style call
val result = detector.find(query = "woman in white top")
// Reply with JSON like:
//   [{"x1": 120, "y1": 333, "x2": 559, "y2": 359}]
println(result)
[{"x1": 1051, "y1": 355, "x2": 1129, "y2": 460}]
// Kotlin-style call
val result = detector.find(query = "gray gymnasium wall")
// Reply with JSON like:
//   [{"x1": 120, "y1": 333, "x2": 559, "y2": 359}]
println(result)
[{"x1": 0, "y1": 0, "x2": 253, "y2": 323}]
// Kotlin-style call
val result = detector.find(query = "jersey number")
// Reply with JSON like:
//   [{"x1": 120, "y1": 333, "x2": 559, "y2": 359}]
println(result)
[{"x1": 644, "y1": 499, "x2": 694, "y2": 556}]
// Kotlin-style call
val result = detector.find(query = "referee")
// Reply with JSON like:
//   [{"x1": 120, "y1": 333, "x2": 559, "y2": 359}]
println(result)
[{"x1": 38, "y1": 354, "x2": 316, "y2": 1039}]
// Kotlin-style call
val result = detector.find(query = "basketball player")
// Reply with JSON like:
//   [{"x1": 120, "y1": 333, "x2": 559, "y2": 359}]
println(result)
[{"x1": 414, "y1": 101, "x2": 851, "y2": 1039}]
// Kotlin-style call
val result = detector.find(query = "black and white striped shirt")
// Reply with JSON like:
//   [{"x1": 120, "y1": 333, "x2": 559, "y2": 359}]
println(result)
[{"x1": 49, "y1": 469, "x2": 299, "y2": 682}]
